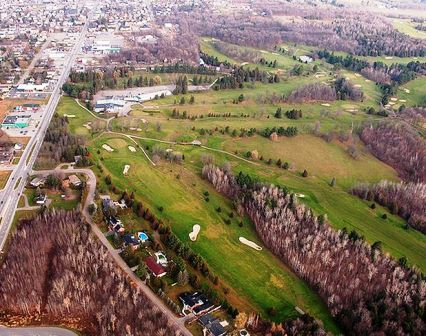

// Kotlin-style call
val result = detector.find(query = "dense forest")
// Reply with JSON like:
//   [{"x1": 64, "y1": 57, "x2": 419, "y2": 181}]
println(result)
[
  {"x1": 159, "y1": 1, "x2": 426, "y2": 60},
  {"x1": 202, "y1": 165, "x2": 426, "y2": 335},
  {"x1": 352, "y1": 181, "x2": 426, "y2": 234},
  {"x1": 0, "y1": 211, "x2": 181, "y2": 335},
  {"x1": 360, "y1": 123, "x2": 426, "y2": 183},
  {"x1": 36, "y1": 113, "x2": 92, "y2": 169}
]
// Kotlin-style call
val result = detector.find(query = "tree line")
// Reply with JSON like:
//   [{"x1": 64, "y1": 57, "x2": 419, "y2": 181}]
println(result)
[
  {"x1": 202, "y1": 165, "x2": 426, "y2": 335},
  {"x1": 360, "y1": 122, "x2": 426, "y2": 183},
  {"x1": 0, "y1": 211, "x2": 181, "y2": 336},
  {"x1": 351, "y1": 180, "x2": 426, "y2": 234}
]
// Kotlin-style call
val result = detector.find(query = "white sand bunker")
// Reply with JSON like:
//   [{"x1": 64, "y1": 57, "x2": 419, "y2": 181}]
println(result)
[
  {"x1": 64, "y1": 114, "x2": 76, "y2": 118},
  {"x1": 399, "y1": 99, "x2": 407, "y2": 102},
  {"x1": 128, "y1": 146, "x2": 136, "y2": 152},
  {"x1": 385, "y1": 56, "x2": 393, "y2": 60},
  {"x1": 102, "y1": 144, "x2": 114, "y2": 152},
  {"x1": 239, "y1": 237, "x2": 262, "y2": 251},
  {"x1": 123, "y1": 164, "x2": 130, "y2": 175},
  {"x1": 354, "y1": 84, "x2": 362, "y2": 88},
  {"x1": 83, "y1": 123, "x2": 92, "y2": 130},
  {"x1": 189, "y1": 224, "x2": 201, "y2": 241},
  {"x1": 240, "y1": 62, "x2": 249, "y2": 66},
  {"x1": 365, "y1": 79, "x2": 371, "y2": 82},
  {"x1": 404, "y1": 89, "x2": 410, "y2": 93},
  {"x1": 390, "y1": 97, "x2": 398, "y2": 101},
  {"x1": 295, "y1": 193, "x2": 306, "y2": 198},
  {"x1": 321, "y1": 103, "x2": 330, "y2": 107}
]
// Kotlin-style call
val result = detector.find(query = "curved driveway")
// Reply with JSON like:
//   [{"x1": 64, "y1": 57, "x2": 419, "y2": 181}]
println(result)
[{"x1": 32, "y1": 166, "x2": 193, "y2": 336}]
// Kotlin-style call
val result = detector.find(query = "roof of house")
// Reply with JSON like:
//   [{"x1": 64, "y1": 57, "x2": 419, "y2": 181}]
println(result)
[
  {"x1": 179, "y1": 292, "x2": 210, "y2": 308},
  {"x1": 68, "y1": 174, "x2": 81, "y2": 185},
  {"x1": 123, "y1": 234, "x2": 139, "y2": 246},
  {"x1": 145, "y1": 256, "x2": 166, "y2": 277},
  {"x1": 198, "y1": 313, "x2": 217, "y2": 327},
  {"x1": 207, "y1": 321, "x2": 226, "y2": 336}
]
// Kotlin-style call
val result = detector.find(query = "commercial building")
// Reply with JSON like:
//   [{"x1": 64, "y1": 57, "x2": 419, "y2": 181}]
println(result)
[{"x1": 1, "y1": 115, "x2": 31, "y2": 128}]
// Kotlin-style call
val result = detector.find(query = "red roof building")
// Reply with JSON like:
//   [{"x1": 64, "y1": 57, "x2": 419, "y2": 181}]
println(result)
[{"x1": 145, "y1": 256, "x2": 167, "y2": 278}]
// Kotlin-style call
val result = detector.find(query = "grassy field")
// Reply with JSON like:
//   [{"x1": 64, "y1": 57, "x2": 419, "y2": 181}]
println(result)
[
  {"x1": 392, "y1": 19, "x2": 426, "y2": 39},
  {"x1": 55, "y1": 97, "x2": 107, "y2": 136},
  {"x1": 0, "y1": 170, "x2": 11, "y2": 189},
  {"x1": 53, "y1": 36, "x2": 426, "y2": 331},
  {"x1": 89, "y1": 132, "x2": 340, "y2": 332},
  {"x1": 397, "y1": 76, "x2": 426, "y2": 106}
]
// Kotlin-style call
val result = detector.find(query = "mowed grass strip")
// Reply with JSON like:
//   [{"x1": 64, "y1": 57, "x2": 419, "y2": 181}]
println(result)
[{"x1": 89, "y1": 133, "x2": 340, "y2": 333}]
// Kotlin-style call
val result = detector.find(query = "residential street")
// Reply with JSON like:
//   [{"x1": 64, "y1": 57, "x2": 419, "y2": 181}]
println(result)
[{"x1": 32, "y1": 165, "x2": 193, "y2": 336}]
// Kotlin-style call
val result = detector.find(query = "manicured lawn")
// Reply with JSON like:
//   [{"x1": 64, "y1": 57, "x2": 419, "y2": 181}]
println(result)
[
  {"x1": 89, "y1": 133, "x2": 340, "y2": 333},
  {"x1": 55, "y1": 97, "x2": 106, "y2": 136},
  {"x1": 392, "y1": 19, "x2": 426, "y2": 39},
  {"x1": 397, "y1": 76, "x2": 426, "y2": 106}
]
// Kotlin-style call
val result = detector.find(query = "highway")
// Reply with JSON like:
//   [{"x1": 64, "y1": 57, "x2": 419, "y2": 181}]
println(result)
[{"x1": 0, "y1": 8, "x2": 92, "y2": 253}]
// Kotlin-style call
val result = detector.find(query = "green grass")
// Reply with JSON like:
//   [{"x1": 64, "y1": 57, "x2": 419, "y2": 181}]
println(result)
[
  {"x1": 392, "y1": 19, "x2": 426, "y2": 39},
  {"x1": 397, "y1": 76, "x2": 426, "y2": 106},
  {"x1": 54, "y1": 58, "x2": 426, "y2": 333},
  {"x1": 90, "y1": 133, "x2": 340, "y2": 333},
  {"x1": 55, "y1": 97, "x2": 106, "y2": 136}
]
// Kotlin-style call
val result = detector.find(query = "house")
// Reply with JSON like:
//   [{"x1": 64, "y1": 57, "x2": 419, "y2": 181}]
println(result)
[
  {"x1": 68, "y1": 174, "x2": 81, "y2": 187},
  {"x1": 35, "y1": 193, "x2": 47, "y2": 205},
  {"x1": 30, "y1": 176, "x2": 45, "y2": 187},
  {"x1": 14, "y1": 143, "x2": 23, "y2": 150},
  {"x1": 122, "y1": 234, "x2": 140, "y2": 250},
  {"x1": 0, "y1": 146, "x2": 14, "y2": 164},
  {"x1": 154, "y1": 251, "x2": 168, "y2": 267},
  {"x1": 107, "y1": 216, "x2": 124, "y2": 233},
  {"x1": 179, "y1": 292, "x2": 215, "y2": 316},
  {"x1": 198, "y1": 314, "x2": 227, "y2": 336},
  {"x1": 145, "y1": 256, "x2": 167, "y2": 277}
]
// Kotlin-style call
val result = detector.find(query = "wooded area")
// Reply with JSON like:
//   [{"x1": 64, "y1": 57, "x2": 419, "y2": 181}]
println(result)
[
  {"x1": 202, "y1": 165, "x2": 426, "y2": 335},
  {"x1": 0, "y1": 211, "x2": 181, "y2": 336}
]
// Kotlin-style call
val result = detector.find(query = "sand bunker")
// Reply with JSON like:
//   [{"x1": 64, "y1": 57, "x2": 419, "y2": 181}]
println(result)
[
  {"x1": 321, "y1": 103, "x2": 331, "y2": 107},
  {"x1": 189, "y1": 224, "x2": 201, "y2": 241},
  {"x1": 240, "y1": 62, "x2": 249, "y2": 66},
  {"x1": 123, "y1": 165, "x2": 130, "y2": 175},
  {"x1": 385, "y1": 56, "x2": 394, "y2": 60},
  {"x1": 399, "y1": 99, "x2": 407, "y2": 102},
  {"x1": 239, "y1": 237, "x2": 262, "y2": 251},
  {"x1": 354, "y1": 73, "x2": 361, "y2": 77},
  {"x1": 295, "y1": 193, "x2": 306, "y2": 198},
  {"x1": 404, "y1": 89, "x2": 410, "y2": 93},
  {"x1": 128, "y1": 146, "x2": 136, "y2": 152},
  {"x1": 83, "y1": 123, "x2": 92, "y2": 130},
  {"x1": 390, "y1": 97, "x2": 398, "y2": 101},
  {"x1": 365, "y1": 79, "x2": 371, "y2": 82},
  {"x1": 64, "y1": 114, "x2": 76, "y2": 118},
  {"x1": 102, "y1": 144, "x2": 114, "y2": 152},
  {"x1": 354, "y1": 84, "x2": 362, "y2": 88}
]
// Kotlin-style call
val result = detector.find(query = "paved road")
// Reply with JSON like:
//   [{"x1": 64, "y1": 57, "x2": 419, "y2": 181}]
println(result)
[
  {"x1": 0, "y1": 326, "x2": 77, "y2": 336},
  {"x1": 32, "y1": 166, "x2": 193, "y2": 336},
  {"x1": 0, "y1": 8, "x2": 93, "y2": 254},
  {"x1": 16, "y1": 36, "x2": 52, "y2": 86}
]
